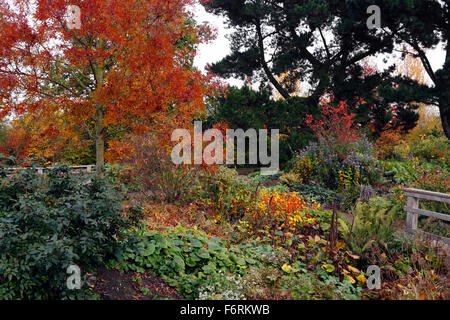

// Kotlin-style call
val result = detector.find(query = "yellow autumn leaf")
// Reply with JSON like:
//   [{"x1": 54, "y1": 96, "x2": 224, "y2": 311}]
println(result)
[
  {"x1": 343, "y1": 274, "x2": 356, "y2": 284},
  {"x1": 347, "y1": 265, "x2": 360, "y2": 273},
  {"x1": 321, "y1": 264, "x2": 335, "y2": 273},
  {"x1": 336, "y1": 241, "x2": 346, "y2": 249},
  {"x1": 347, "y1": 252, "x2": 360, "y2": 260},
  {"x1": 356, "y1": 273, "x2": 367, "y2": 284},
  {"x1": 281, "y1": 264, "x2": 293, "y2": 273}
]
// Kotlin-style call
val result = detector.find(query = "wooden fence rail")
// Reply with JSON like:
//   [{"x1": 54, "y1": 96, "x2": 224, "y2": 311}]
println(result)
[
  {"x1": 403, "y1": 188, "x2": 450, "y2": 244},
  {"x1": 3, "y1": 165, "x2": 96, "y2": 175}
]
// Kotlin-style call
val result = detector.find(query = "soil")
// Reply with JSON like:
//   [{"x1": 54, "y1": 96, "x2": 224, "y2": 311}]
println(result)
[
  {"x1": 237, "y1": 168, "x2": 258, "y2": 175},
  {"x1": 92, "y1": 266, "x2": 183, "y2": 300}
]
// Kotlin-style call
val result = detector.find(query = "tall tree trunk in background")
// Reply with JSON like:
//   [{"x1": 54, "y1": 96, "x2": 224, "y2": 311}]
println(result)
[
  {"x1": 440, "y1": 107, "x2": 450, "y2": 139},
  {"x1": 94, "y1": 65, "x2": 106, "y2": 171},
  {"x1": 95, "y1": 106, "x2": 105, "y2": 171},
  {"x1": 438, "y1": 42, "x2": 450, "y2": 139}
]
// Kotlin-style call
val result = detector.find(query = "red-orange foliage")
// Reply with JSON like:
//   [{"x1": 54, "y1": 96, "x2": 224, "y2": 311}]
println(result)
[
  {"x1": 0, "y1": 0, "x2": 216, "y2": 167},
  {"x1": 0, "y1": 126, "x2": 31, "y2": 162},
  {"x1": 0, "y1": 110, "x2": 95, "y2": 165},
  {"x1": 305, "y1": 95, "x2": 360, "y2": 145}
]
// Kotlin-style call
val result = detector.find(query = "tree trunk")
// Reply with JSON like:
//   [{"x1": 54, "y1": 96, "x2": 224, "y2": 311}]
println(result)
[
  {"x1": 439, "y1": 100, "x2": 450, "y2": 139},
  {"x1": 95, "y1": 105, "x2": 105, "y2": 171},
  {"x1": 255, "y1": 21, "x2": 291, "y2": 100},
  {"x1": 439, "y1": 38, "x2": 450, "y2": 139},
  {"x1": 94, "y1": 62, "x2": 105, "y2": 172}
]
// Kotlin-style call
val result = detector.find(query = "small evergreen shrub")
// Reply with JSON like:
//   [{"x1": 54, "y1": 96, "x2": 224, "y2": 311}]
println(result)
[{"x1": 289, "y1": 183, "x2": 338, "y2": 205}]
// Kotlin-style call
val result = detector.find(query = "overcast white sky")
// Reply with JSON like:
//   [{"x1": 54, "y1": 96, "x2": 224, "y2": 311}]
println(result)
[
  {"x1": 191, "y1": 3, "x2": 447, "y2": 89},
  {"x1": 191, "y1": 4, "x2": 244, "y2": 87}
]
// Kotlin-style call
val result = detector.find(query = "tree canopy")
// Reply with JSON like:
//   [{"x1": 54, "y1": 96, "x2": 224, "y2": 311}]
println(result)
[
  {"x1": 0, "y1": 0, "x2": 215, "y2": 169},
  {"x1": 202, "y1": 0, "x2": 449, "y2": 138}
]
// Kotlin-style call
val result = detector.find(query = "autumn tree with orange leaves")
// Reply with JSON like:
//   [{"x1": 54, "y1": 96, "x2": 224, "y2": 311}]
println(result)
[
  {"x1": 0, "y1": 109, "x2": 97, "y2": 165},
  {"x1": 0, "y1": 0, "x2": 215, "y2": 170}
]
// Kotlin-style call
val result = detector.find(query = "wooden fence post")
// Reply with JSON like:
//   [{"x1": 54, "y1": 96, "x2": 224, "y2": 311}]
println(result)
[{"x1": 406, "y1": 195, "x2": 419, "y2": 233}]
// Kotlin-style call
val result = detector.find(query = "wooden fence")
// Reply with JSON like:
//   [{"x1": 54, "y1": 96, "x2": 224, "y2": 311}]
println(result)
[
  {"x1": 3, "y1": 165, "x2": 96, "y2": 175},
  {"x1": 404, "y1": 188, "x2": 450, "y2": 244}
]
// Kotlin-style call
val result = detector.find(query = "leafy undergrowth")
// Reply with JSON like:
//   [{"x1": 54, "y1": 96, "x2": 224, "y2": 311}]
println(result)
[
  {"x1": 106, "y1": 219, "x2": 365, "y2": 300},
  {"x1": 139, "y1": 201, "x2": 232, "y2": 239},
  {"x1": 113, "y1": 186, "x2": 449, "y2": 301},
  {"x1": 1, "y1": 161, "x2": 448, "y2": 300},
  {"x1": 377, "y1": 270, "x2": 449, "y2": 300},
  {"x1": 360, "y1": 234, "x2": 450, "y2": 300},
  {"x1": 0, "y1": 165, "x2": 142, "y2": 300}
]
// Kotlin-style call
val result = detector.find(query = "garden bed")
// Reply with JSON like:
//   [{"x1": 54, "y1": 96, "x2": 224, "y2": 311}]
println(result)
[{"x1": 92, "y1": 267, "x2": 183, "y2": 300}]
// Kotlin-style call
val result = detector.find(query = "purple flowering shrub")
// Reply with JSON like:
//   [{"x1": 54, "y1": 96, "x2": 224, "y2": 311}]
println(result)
[{"x1": 295, "y1": 134, "x2": 382, "y2": 190}]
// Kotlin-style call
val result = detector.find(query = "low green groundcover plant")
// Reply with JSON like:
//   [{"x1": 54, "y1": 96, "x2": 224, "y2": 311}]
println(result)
[
  {"x1": 0, "y1": 165, "x2": 141, "y2": 299},
  {"x1": 113, "y1": 225, "x2": 363, "y2": 300},
  {"x1": 113, "y1": 225, "x2": 268, "y2": 299}
]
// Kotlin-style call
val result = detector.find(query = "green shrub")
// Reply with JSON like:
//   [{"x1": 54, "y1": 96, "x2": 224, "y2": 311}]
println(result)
[
  {"x1": 388, "y1": 161, "x2": 449, "y2": 217},
  {"x1": 295, "y1": 135, "x2": 382, "y2": 190},
  {"x1": 409, "y1": 131, "x2": 450, "y2": 165},
  {"x1": 289, "y1": 183, "x2": 338, "y2": 205},
  {"x1": 104, "y1": 163, "x2": 143, "y2": 193},
  {"x1": 382, "y1": 160, "x2": 418, "y2": 184},
  {"x1": 264, "y1": 184, "x2": 290, "y2": 193},
  {"x1": 338, "y1": 184, "x2": 361, "y2": 212},
  {"x1": 0, "y1": 165, "x2": 141, "y2": 299},
  {"x1": 193, "y1": 167, "x2": 256, "y2": 222},
  {"x1": 410, "y1": 166, "x2": 449, "y2": 215},
  {"x1": 280, "y1": 272, "x2": 362, "y2": 300},
  {"x1": 248, "y1": 171, "x2": 282, "y2": 184}
]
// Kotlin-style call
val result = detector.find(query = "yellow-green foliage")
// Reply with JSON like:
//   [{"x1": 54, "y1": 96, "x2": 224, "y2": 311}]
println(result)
[
  {"x1": 395, "y1": 113, "x2": 448, "y2": 163},
  {"x1": 408, "y1": 134, "x2": 449, "y2": 164},
  {"x1": 376, "y1": 107, "x2": 449, "y2": 164},
  {"x1": 195, "y1": 167, "x2": 255, "y2": 222},
  {"x1": 280, "y1": 172, "x2": 302, "y2": 186},
  {"x1": 338, "y1": 167, "x2": 359, "y2": 189},
  {"x1": 292, "y1": 157, "x2": 313, "y2": 184}
]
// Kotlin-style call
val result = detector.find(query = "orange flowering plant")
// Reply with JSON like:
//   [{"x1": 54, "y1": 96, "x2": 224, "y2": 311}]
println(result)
[{"x1": 240, "y1": 189, "x2": 321, "y2": 235}]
